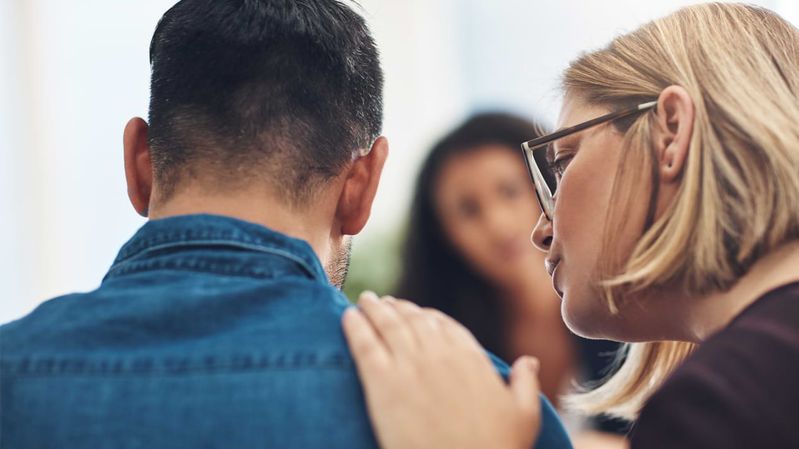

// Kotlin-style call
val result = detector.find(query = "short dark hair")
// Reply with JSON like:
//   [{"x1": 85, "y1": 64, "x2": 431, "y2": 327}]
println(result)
[
  {"x1": 395, "y1": 112, "x2": 545, "y2": 360},
  {"x1": 147, "y1": 0, "x2": 383, "y2": 204}
]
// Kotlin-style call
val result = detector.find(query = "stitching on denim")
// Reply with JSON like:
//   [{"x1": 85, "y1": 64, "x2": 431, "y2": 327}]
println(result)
[
  {"x1": 116, "y1": 228, "x2": 261, "y2": 262},
  {"x1": 116, "y1": 225, "x2": 307, "y2": 263},
  {"x1": 1, "y1": 353, "x2": 352, "y2": 377},
  {"x1": 108, "y1": 240, "x2": 317, "y2": 279},
  {"x1": 106, "y1": 256, "x2": 286, "y2": 279}
]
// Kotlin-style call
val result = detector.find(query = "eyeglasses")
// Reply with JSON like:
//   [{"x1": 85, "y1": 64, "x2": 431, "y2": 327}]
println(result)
[{"x1": 520, "y1": 100, "x2": 657, "y2": 221}]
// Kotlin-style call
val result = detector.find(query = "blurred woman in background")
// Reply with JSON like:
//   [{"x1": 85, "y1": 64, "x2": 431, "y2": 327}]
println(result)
[
  {"x1": 396, "y1": 114, "x2": 573, "y2": 402},
  {"x1": 395, "y1": 114, "x2": 625, "y2": 444}
]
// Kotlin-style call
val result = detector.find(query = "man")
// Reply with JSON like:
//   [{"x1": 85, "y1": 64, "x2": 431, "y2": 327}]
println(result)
[{"x1": 0, "y1": 1, "x2": 570, "y2": 448}]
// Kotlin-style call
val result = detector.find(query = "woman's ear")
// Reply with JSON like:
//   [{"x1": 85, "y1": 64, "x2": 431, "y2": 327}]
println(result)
[
  {"x1": 123, "y1": 117, "x2": 154, "y2": 217},
  {"x1": 335, "y1": 136, "x2": 389, "y2": 236},
  {"x1": 654, "y1": 85, "x2": 695, "y2": 183}
]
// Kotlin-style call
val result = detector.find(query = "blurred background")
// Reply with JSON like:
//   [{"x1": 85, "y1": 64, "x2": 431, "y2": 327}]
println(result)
[{"x1": 2, "y1": 0, "x2": 797, "y2": 322}]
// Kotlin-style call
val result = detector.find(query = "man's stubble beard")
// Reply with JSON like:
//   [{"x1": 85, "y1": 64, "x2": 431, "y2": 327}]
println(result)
[{"x1": 325, "y1": 236, "x2": 352, "y2": 290}]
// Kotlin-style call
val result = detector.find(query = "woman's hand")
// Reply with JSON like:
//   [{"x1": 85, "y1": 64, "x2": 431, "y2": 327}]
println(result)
[{"x1": 342, "y1": 291, "x2": 542, "y2": 449}]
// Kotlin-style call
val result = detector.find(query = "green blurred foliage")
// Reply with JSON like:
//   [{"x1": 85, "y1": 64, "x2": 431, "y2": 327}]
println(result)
[{"x1": 343, "y1": 228, "x2": 403, "y2": 303}]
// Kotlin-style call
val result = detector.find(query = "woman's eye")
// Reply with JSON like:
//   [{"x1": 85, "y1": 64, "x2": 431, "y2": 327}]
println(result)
[
  {"x1": 457, "y1": 200, "x2": 480, "y2": 219},
  {"x1": 551, "y1": 155, "x2": 574, "y2": 179},
  {"x1": 499, "y1": 182, "x2": 521, "y2": 199}
]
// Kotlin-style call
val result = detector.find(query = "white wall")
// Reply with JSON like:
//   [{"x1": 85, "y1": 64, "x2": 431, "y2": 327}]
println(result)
[{"x1": 0, "y1": 0, "x2": 789, "y2": 323}]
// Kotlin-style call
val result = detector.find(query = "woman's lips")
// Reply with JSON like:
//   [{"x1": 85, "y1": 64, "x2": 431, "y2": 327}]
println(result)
[
  {"x1": 552, "y1": 265, "x2": 564, "y2": 298},
  {"x1": 545, "y1": 257, "x2": 563, "y2": 298},
  {"x1": 544, "y1": 257, "x2": 559, "y2": 277}
]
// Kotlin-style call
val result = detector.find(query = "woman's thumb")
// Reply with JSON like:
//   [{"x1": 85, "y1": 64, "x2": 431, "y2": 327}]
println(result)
[{"x1": 510, "y1": 356, "x2": 542, "y2": 419}]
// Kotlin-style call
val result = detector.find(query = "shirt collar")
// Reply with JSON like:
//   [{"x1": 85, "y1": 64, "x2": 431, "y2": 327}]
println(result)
[{"x1": 107, "y1": 214, "x2": 328, "y2": 282}]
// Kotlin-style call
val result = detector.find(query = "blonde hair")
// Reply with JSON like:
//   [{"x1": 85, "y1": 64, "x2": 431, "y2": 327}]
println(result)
[{"x1": 561, "y1": 3, "x2": 799, "y2": 419}]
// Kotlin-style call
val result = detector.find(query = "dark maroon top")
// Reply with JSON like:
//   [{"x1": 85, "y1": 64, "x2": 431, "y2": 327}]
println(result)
[{"x1": 630, "y1": 281, "x2": 799, "y2": 449}]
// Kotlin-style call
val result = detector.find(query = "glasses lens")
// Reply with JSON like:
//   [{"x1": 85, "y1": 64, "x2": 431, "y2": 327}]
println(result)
[
  {"x1": 522, "y1": 142, "x2": 557, "y2": 220},
  {"x1": 532, "y1": 144, "x2": 558, "y2": 195}
]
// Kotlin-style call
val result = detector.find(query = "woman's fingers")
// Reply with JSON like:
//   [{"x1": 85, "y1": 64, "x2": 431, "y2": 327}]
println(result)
[
  {"x1": 510, "y1": 356, "x2": 543, "y2": 437},
  {"x1": 342, "y1": 307, "x2": 391, "y2": 372},
  {"x1": 389, "y1": 299, "x2": 442, "y2": 343},
  {"x1": 355, "y1": 292, "x2": 418, "y2": 356},
  {"x1": 349, "y1": 292, "x2": 498, "y2": 372},
  {"x1": 429, "y1": 308, "x2": 484, "y2": 352},
  {"x1": 387, "y1": 299, "x2": 481, "y2": 354},
  {"x1": 342, "y1": 294, "x2": 544, "y2": 449}
]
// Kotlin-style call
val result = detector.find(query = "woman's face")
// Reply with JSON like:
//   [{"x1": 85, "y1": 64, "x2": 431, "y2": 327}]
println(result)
[
  {"x1": 435, "y1": 145, "x2": 545, "y2": 288},
  {"x1": 532, "y1": 95, "x2": 651, "y2": 339}
]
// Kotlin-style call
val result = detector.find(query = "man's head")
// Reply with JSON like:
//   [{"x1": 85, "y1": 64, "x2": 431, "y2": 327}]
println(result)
[{"x1": 123, "y1": 0, "x2": 388, "y2": 288}]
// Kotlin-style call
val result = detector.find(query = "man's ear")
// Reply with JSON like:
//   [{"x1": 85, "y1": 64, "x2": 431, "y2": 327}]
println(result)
[
  {"x1": 653, "y1": 85, "x2": 695, "y2": 183},
  {"x1": 335, "y1": 136, "x2": 389, "y2": 235},
  {"x1": 123, "y1": 117, "x2": 154, "y2": 217}
]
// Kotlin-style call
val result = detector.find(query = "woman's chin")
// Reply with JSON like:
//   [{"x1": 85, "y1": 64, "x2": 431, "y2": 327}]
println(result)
[{"x1": 560, "y1": 291, "x2": 617, "y2": 340}]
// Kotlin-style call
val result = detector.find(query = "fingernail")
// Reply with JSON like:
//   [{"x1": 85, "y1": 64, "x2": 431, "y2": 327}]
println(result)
[
  {"x1": 343, "y1": 306, "x2": 359, "y2": 319},
  {"x1": 529, "y1": 357, "x2": 540, "y2": 374},
  {"x1": 342, "y1": 307, "x2": 365, "y2": 327},
  {"x1": 359, "y1": 290, "x2": 379, "y2": 303},
  {"x1": 515, "y1": 356, "x2": 539, "y2": 374}
]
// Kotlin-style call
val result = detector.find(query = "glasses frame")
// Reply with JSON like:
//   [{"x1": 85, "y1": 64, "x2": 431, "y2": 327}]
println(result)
[{"x1": 520, "y1": 100, "x2": 657, "y2": 221}]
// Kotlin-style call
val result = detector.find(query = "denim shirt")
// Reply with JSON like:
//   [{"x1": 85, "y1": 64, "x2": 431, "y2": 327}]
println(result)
[{"x1": 1, "y1": 214, "x2": 572, "y2": 449}]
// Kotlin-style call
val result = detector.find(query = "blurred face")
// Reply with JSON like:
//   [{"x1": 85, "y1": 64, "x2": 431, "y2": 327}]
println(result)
[
  {"x1": 435, "y1": 145, "x2": 544, "y2": 287},
  {"x1": 532, "y1": 95, "x2": 650, "y2": 339}
]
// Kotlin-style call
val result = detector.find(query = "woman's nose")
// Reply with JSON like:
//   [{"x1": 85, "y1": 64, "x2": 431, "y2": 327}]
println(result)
[
  {"x1": 484, "y1": 203, "x2": 518, "y2": 238},
  {"x1": 531, "y1": 212, "x2": 553, "y2": 252}
]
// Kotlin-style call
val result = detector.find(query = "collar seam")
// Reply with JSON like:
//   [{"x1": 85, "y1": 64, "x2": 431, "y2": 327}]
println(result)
[{"x1": 109, "y1": 239, "x2": 320, "y2": 280}]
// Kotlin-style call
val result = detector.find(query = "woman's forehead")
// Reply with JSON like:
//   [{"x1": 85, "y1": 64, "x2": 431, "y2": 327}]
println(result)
[{"x1": 556, "y1": 95, "x2": 609, "y2": 130}]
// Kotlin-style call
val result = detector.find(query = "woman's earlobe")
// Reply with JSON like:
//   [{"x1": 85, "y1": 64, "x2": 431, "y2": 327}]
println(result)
[
  {"x1": 660, "y1": 140, "x2": 689, "y2": 182},
  {"x1": 666, "y1": 145, "x2": 674, "y2": 168}
]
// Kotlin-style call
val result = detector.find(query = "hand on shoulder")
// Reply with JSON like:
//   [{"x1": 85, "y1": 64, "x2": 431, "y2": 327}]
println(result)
[{"x1": 342, "y1": 291, "x2": 542, "y2": 449}]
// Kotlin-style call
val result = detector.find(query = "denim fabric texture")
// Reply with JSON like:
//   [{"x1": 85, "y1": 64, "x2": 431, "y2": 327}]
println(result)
[{"x1": 1, "y1": 214, "x2": 572, "y2": 449}]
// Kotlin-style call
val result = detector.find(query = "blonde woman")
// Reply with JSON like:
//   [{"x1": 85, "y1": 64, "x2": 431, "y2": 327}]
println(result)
[{"x1": 342, "y1": 3, "x2": 799, "y2": 449}]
